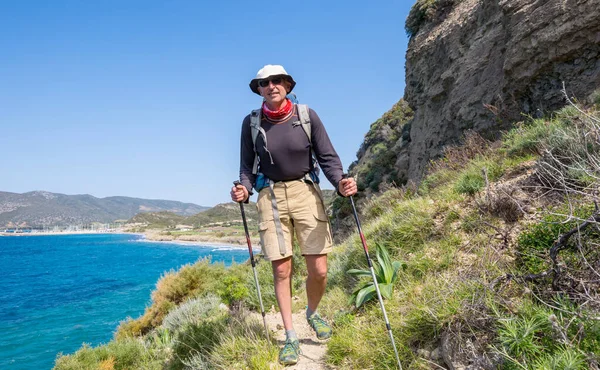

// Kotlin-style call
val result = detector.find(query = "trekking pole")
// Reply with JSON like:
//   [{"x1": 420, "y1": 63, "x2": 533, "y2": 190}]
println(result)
[
  {"x1": 342, "y1": 174, "x2": 402, "y2": 370},
  {"x1": 234, "y1": 181, "x2": 270, "y2": 342}
]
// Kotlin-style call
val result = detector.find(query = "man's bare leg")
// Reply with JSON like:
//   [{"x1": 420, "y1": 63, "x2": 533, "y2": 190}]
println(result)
[
  {"x1": 272, "y1": 256, "x2": 294, "y2": 330},
  {"x1": 305, "y1": 254, "x2": 328, "y2": 313}
]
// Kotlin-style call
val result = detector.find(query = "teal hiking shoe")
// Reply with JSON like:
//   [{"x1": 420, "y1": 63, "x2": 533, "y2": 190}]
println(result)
[
  {"x1": 279, "y1": 339, "x2": 301, "y2": 365},
  {"x1": 307, "y1": 313, "x2": 332, "y2": 340}
]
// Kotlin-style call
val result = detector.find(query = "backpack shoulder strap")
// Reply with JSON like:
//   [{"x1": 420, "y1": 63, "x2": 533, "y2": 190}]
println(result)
[
  {"x1": 250, "y1": 109, "x2": 263, "y2": 175},
  {"x1": 295, "y1": 104, "x2": 320, "y2": 173},
  {"x1": 250, "y1": 109, "x2": 261, "y2": 145},
  {"x1": 296, "y1": 104, "x2": 311, "y2": 144}
]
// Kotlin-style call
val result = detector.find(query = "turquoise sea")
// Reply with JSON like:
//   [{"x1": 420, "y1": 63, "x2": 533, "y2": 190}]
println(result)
[{"x1": 0, "y1": 233, "x2": 250, "y2": 369}]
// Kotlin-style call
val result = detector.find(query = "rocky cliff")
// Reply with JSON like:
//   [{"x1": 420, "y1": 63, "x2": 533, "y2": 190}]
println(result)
[{"x1": 402, "y1": 0, "x2": 600, "y2": 183}]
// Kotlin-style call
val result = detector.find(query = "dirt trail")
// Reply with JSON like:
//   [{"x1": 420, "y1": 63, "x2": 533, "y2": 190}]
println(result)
[{"x1": 262, "y1": 308, "x2": 329, "y2": 370}]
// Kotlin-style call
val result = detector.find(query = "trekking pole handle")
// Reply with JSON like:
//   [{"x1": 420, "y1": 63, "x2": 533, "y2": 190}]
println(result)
[
  {"x1": 341, "y1": 173, "x2": 355, "y2": 199},
  {"x1": 233, "y1": 181, "x2": 245, "y2": 203},
  {"x1": 341, "y1": 173, "x2": 349, "y2": 194}
]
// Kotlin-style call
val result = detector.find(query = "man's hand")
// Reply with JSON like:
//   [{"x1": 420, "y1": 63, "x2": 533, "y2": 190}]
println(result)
[
  {"x1": 338, "y1": 177, "x2": 357, "y2": 197},
  {"x1": 231, "y1": 184, "x2": 249, "y2": 203}
]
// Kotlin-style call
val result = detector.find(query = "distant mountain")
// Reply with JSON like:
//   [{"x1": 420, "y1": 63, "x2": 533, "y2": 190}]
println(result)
[
  {"x1": 128, "y1": 202, "x2": 259, "y2": 230},
  {"x1": 185, "y1": 202, "x2": 259, "y2": 227},
  {"x1": 0, "y1": 191, "x2": 209, "y2": 227},
  {"x1": 126, "y1": 191, "x2": 341, "y2": 231}
]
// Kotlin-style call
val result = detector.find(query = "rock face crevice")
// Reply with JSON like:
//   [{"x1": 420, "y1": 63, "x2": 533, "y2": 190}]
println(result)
[{"x1": 403, "y1": 0, "x2": 600, "y2": 183}]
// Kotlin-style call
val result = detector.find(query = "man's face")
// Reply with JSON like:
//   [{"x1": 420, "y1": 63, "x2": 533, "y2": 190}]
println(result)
[{"x1": 258, "y1": 76, "x2": 288, "y2": 107}]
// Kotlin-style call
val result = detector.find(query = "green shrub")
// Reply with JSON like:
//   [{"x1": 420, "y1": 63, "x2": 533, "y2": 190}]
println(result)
[
  {"x1": 364, "y1": 198, "x2": 435, "y2": 256},
  {"x1": 535, "y1": 107, "x2": 600, "y2": 192},
  {"x1": 331, "y1": 193, "x2": 352, "y2": 215},
  {"x1": 491, "y1": 298, "x2": 598, "y2": 370},
  {"x1": 116, "y1": 259, "x2": 226, "y2": 338},
  {"x1": 364, "y1": 187, "x2": 408, "y2": 220},
  {"x1": 347, "y1": 243, "x2": 405, "y2": 307},
  {"x1": 454, "y1": 170, "x2": 485, "y2": 195},
  {"x1": 516, "y1": 204, "x2": 595, "y2": 274},
  {"x1": 170, "y1": 312, "x2": 228, "y2": 369},
  {"x1": 444, "y1": 209, "x2": 460, "y2": 225},
  {"x1": 350, "y1": 100, "x2": 413, "y2": 193},
  {"x1": 326, "y1": 316, "x2": 411, "y2": 369},
  {"x1": 180, "y1": 353, "x2": 210, "y2": 369},
  {"x1": 497, "y1": 314, "x2": 549, "y2": 360},
  {"x1": 533, "y1": 347, "x2": 587, "y2": 370},
  {"x1": 54, "y1": 338, "x2": 163, "y2": 370},
  {"x1": 208, "y1": 313, "x2": 277, "y2": 369},
  {"x1": 405, "y1": 0, "x2": 459, "y2": 38},
  {"x1": 590, "y1": 89, "x2": 600, "y2": 107},
  {"x1": 419, "y1": 168, "x2": 457, "y2": 195},
  {"x1": 218, "y1": 274, "x2": 250, "y2": 307},
  {"x1": 502, "y1": 118, "x2": 565, "y2": 158},
  {"x1": 454, "y1": 160, "x2": 504, "y2": 195},
  {"x1": 404, "y1": 234, "x2": 461, "y2": 278},
  {"x1": 161, "y1": 294, "x2": 222, "y2": 333}
]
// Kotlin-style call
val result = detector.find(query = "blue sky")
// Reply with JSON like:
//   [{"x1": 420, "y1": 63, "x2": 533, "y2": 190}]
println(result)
[{"x1": 1, "y1": 1, "x2": 413, "y2": 207}]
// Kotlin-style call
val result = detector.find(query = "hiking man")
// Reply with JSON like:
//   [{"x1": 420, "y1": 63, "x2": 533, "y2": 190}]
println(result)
[{"x1": 230, "y1": 65, "x2": 357, "y2": 365}]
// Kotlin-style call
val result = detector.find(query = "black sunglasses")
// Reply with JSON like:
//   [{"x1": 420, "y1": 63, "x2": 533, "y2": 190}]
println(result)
[{"x1": 258, "y1": 77, "x2": 284, "y2": 88}]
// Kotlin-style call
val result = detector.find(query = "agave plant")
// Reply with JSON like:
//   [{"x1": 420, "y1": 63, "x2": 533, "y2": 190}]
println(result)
[{"x1": 347, "y1": 243, "x2": 405, "y2": 308}]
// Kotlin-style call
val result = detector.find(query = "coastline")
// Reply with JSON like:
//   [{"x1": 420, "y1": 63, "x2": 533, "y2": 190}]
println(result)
[
  {"x1": 139, "y1": 238, "x2": 255, "y2": 250},
  {"x1": 141, "y1": 230, "x2": 260, "y2": 250},
  {"x1": 0, "y1": 229, "x2": 258, "y2": 251},
  {"x1": 0, "y1": 230, "x2": 138, "y2": 237}
]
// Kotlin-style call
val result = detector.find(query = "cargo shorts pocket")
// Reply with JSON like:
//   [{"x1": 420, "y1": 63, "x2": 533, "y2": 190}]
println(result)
[
  {"x1": 306, "y1": 199, "x2": 332, "y2": 246},
  {"x1": 308, "y1": 188, "x2": 329, "y2": 223},
  {"x1": 258, "y1": 219, "x2": 272, "y2": 250}
]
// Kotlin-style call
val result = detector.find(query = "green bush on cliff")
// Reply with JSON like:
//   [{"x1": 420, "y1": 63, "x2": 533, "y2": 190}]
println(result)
[
  {"x1": 517, "y1": 203, "x2": 599, "y2": 274},
  {"x1": 454, "y1": 159, "x2": 504, "y2": 195},
  {"x1": 491, "y1": 299, "x2": 596, "y2": 370},
  {"x1": 351, "y1": 100, "x2": 413, "y2": 194},
  {"x1": 589, "y1": 89, "x2": 600, "y2": 107},
  {"x1": 161, "y1": 294, "x2": 222, "y2": 332},
  {"x1": 406, "y1": 0, "x2": 460, "y2": 38},
  {"x1": 54, "y1": 339, "x2": 163, "y2": 370},
  {"x1": 208, "y1": 313, "x2": 277, "y2": 369},
  {"x1": 116, "y1": 259, "x2": 227, "y2": 338},
  {"x1": 170, "y1": 313, "x2": 227, "y2": 369},
  {"x1": 502, "y1": 118, "x2": 561, "y2": 158}
]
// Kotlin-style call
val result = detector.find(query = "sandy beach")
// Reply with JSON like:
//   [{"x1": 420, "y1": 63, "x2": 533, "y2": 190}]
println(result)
[
  {"x1": 0, "y1": 229, "x2": 258, "y2": 251},
  {"x1": 0, "y1": 230, "x2": 134, "y2": 237}
]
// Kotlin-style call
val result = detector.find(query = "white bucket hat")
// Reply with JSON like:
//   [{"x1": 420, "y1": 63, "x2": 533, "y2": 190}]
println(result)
[{"x1": 249, "y1": 64, "x2": 296, "y2": 95}]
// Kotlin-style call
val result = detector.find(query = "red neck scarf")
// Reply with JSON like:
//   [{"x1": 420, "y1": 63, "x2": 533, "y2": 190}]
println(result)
[{"x1": 262, "y1": 98, "x2": 293, "y2": 121}]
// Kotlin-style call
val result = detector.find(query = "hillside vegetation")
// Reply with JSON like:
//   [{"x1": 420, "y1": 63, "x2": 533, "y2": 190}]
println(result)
[
  {"x1": 54, "y1": 96, "x2": 600, "y2": 369},
  {"x1": 129, "y1": 192, "x2": 334, "y2": 246},
  {"x1": 0, "y1": 191, "x2": 207, "y2": 228}
]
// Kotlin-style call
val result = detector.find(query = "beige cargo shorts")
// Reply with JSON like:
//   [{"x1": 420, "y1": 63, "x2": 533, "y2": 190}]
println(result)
[{"x1": 256, "y1": 179, "x2": 333, "y2": 261}]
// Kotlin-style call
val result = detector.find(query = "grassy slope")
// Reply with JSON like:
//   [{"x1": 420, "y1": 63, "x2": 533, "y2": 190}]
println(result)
[{"x1": 54, "y1": 104, "x2": 600, "y2": 369}]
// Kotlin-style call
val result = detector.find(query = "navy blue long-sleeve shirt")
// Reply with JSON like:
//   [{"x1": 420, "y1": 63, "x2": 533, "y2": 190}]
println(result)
[{"x1": 239, "y1": 106, "x2": 343, "y2": 193}]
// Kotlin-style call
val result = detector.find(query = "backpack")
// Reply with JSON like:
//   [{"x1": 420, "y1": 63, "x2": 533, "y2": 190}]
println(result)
[{"x1": 249, "y1": 104, "x2": 319, "y2": 181}]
